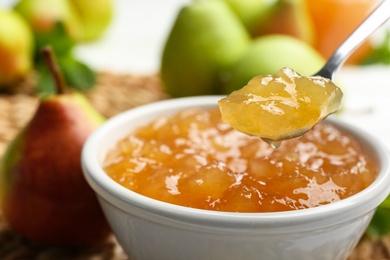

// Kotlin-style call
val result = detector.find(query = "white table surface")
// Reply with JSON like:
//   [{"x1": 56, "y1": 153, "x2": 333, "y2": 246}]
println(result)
[{"x1": 2, "y1": 0, "x2": 390, "y2": 150}]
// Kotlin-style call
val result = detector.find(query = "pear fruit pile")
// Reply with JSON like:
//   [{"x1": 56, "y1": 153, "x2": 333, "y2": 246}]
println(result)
[
  {"x1": 0, "y1": 0, "x2": 113, "y2": 93},
  {"x1": 160, "y1": 0, "x2": 325, "y2": 97},
  {"x1": 0, "y1": 47, "x2": 111, "y2": 247}
]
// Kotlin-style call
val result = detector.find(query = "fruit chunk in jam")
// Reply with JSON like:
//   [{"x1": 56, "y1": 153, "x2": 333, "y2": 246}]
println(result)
[
  {"x1": 103, "y1": 108, "x2": 377, "y2": 213},
  {"x1": 218, "y1": 67, "x2": 343, "y2": 144}
]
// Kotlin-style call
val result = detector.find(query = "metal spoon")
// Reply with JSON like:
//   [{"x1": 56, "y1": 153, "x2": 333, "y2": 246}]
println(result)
[{"x1": 315, "y1": 0, "x2": 390, "y2": 80}]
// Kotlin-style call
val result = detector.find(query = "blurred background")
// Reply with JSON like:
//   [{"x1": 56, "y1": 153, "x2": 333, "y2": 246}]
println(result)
[
  {"x1": 0, "y1": 0, "x2": 388, "y2": 74},
  {"x1": 0, "y1": 0, "x2": 390, "y2": 147},
  {"x1": 0, "y1": 0, "x2": 191, "y2": 74}
]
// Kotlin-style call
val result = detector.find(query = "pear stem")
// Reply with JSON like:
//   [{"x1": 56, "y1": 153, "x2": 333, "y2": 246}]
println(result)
[{"x1": 41, "y1": 46, "x2": 67, "y2": 95}]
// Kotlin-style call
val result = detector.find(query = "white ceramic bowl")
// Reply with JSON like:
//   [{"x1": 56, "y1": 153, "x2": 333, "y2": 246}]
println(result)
[{"x1": 82, "y1": 96, "x2": 390, "y2": 260}]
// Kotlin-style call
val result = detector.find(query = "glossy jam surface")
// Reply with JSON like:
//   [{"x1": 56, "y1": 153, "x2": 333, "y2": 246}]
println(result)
[
  {"x1": 104, "y1": 109, "x2": 377, "y2": 213},
  {"x1": 219, "y1": 67, "x2": 343, "y2": 143}
]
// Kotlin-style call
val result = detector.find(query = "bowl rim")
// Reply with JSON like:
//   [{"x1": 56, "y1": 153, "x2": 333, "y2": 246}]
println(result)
[{"x1": 82, "y1": 96, "x2": 390, "y2": 230}]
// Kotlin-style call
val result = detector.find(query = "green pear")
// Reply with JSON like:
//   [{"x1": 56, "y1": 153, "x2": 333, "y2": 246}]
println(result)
[
  {"x1": 0, "y1": 47, "x2": 111, "y2": 247},
  {"x1": 69, "y1": 0, "x2": 113, "y2": 41},
  {"x1": 223, "y1": 34, "x2": 325, "y2": 94},
  {"x1": 161, "y1": 0, "x2": 251, "y2": 97},
  {"x1": 0, "y1": 8, "x2": 34, "y2": 88}
]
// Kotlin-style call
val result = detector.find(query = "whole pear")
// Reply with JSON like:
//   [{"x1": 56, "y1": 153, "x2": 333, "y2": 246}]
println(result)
[
  {"x1": 0, "y1": 47, "x2": 111, "y2": 247},
  {"x1": 161, "y1": 0, "x2": 251, "y2": 97},
  {"x1": 0, "y1": 8, "x2": 34, "y2": 88},
  {"x1": 69, "y1": 0, "x2": 113, "y2": 41},
  {"x1": 223, "y1": 35, "x2": 325, "y2": 93}
]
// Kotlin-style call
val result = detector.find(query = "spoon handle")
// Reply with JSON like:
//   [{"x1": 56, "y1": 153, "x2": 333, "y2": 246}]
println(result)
[{"x1": 315, "y1": 0, "x2": 390, "y2": 80}]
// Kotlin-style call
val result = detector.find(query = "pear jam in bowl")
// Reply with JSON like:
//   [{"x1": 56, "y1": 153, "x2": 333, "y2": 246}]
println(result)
[
  {"x1": 104, "y1": 108, "x2": 376, "y2": 213},
  {"x1": 82, "y1": 96, "x2": 390, "y2": 260}
]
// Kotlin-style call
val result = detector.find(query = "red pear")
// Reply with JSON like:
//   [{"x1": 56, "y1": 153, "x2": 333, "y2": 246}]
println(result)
[{"x1": 0, "y1": 47, "x2": 111, "y2": 247}]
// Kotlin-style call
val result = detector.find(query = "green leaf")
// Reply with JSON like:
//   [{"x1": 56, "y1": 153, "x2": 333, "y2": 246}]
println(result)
[
  {"x1": 36, "y1": 61, "x2": 56, "y2": 96},
  {"x1": 361, "y1": 30, "x2": 390, "y2": 65},
  {"x1": 379, "y1": 196, "x2": 390, "y2": 209},
  {"x1": 58, "y1": 56, "x2": 97, "y2": 91},
  {"x1": 34, "y1": 22, "x2": 75, "y2": 58},
  {"x1": 367, "y1": 207, "x2": 390, "y2": 237},
  {"x1": 35, "y1": 52, "x2": 96, "y2": 95},
  {"x1": 366, "y1": 195, "x2": 390, "y2": 237}
]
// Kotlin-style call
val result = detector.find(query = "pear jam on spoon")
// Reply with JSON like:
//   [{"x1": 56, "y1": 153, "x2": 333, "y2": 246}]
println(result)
[
  {"x1": 219, "y1": 67, "x2": 343, "y2": 147},
  {"x1": 103, "y1": 107, "x2": 377, "y2": 212}
]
